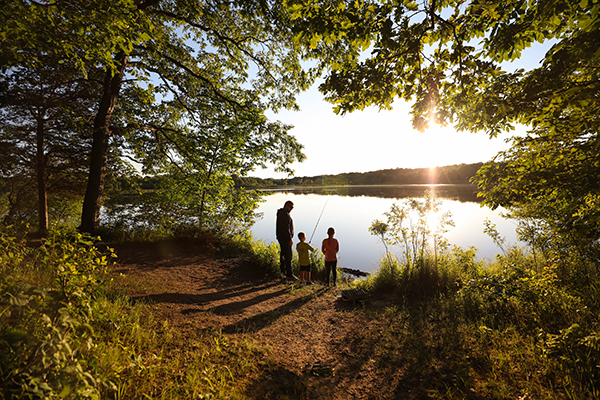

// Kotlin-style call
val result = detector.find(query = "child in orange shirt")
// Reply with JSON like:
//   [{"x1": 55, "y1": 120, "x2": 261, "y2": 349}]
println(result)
[{"x1": 321, "y1": 227, "x2": 339, "y2": 286}]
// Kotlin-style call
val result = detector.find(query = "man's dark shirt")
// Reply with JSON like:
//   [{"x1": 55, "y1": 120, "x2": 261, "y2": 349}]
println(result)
[{"x1": 276, "y1": 207, "x2": 294, "y2": 242}]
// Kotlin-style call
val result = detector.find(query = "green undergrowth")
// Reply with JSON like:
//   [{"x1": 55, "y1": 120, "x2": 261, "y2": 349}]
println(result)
[
  {"x1": 2, "y1": 227, "x2": 599, "y2": 399},
  {"x1": 0, "y1": 228, "x2": 263, "y2": 399},
  {"x1": 226, "y1": 233, "x2": 331, "y2": 281},
  {"x1": 353, "y1": 244, "x2": 600, "y2": 399}
]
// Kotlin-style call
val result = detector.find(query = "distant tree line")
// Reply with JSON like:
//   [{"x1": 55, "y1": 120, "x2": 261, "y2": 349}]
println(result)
[
  {"x1": 108, "y1": 162, "x2": 481, "y2": 195},
  {"x1": 235, "y1": 163, "x2": 483, "y2": 188}
]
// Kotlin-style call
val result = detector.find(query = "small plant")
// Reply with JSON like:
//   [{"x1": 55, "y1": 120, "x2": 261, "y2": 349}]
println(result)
[
  {"x1": 245, "y1": 236, "x2": 282, "y2": 276},
  {"x1": 365, "y1": 192, "x2": 458, "y2": 299},
  {"x1": 542, "y1": 324, "x2": 600, "y2": 398},
  {"x1": 369, "y1": 191, "x2": 454, "y2": 269}
]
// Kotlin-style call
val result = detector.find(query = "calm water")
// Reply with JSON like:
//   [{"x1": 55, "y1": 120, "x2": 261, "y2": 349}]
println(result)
[{"x1": 250, "y1": 185, "x2": 519, "y2": 274}]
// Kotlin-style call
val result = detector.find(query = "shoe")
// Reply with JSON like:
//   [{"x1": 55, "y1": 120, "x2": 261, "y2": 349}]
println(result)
[{"x1": 306, "y1": 281, "x2": 314, "y2": 285}]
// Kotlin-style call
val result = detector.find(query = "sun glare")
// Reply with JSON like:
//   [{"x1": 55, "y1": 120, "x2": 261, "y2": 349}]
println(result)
[{"x1": 426, "y1": 209, "x2": 442, "y2": 233}]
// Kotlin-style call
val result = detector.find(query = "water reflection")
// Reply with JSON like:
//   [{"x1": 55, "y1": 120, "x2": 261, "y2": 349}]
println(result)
[
  {"x1": 251, "y1": 185, "x2": 518, "y2": 274},
  {"x1": 260, "y1": 183, "x2": 480, "y2": 202}
]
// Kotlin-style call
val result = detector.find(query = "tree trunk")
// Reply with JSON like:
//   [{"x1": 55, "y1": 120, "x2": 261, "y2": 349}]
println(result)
[
  {"x1": 80, "y1": 52, "x2": 128, "y2": 234},
  {"x1": 36, "y1": 116, "x2": 48, "y2": 235}
]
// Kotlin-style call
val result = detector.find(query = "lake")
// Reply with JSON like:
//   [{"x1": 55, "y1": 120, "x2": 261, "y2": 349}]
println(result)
[{"x1": 250, "y1": 185, "x2": 519, "y2": 274}]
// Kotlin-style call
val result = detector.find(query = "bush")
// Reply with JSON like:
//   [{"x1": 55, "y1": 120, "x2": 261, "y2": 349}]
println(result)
[
  {"x1": 358, "y1": 249, "x2": 466, "y2": 301},
  {"x1": 542, "y1": 324, "x2": 600, "y2": 398},
  {"x1": 458, "y1": 258, "x2": 585, "y2": 332},
  {"x1": 0, "y1": 228, "x2": 122, "y2": 399}
]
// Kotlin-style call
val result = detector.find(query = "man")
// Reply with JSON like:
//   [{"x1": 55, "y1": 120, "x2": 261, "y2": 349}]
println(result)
[{"x1": 276, "y1": 200, "x2": 297, "y2": 280}]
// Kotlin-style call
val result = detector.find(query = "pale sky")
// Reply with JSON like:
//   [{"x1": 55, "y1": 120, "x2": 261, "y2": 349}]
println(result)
[
  {"x1": 256, "y1": 88, "x2": 523, "y2": 179},
  {"x1": 255, "y1": 41, "x2": 554, "y2": 180}
]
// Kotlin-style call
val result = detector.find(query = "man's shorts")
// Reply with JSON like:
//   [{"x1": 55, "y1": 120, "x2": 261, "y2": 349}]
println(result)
[{"x1": 300, "y1": 264, "x2": 311, "y2": 272}]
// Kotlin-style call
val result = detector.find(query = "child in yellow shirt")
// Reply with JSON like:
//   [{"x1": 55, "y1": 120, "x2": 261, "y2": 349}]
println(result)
[{"x1": 296, "y1": 232, "x2": 315, "y2": 285}]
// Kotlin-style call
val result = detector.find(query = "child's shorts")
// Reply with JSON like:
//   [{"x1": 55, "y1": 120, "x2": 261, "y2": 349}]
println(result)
[{"x1": 300, "y1": 264, "x2": 311, "y2": 272}]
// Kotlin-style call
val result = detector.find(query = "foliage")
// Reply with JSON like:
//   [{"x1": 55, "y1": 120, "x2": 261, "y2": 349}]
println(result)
[
  {"x1": 458, "y1": 262, "x2": 584, "y2": 332},
  {"x1": 369, "y1": 191, "x2": 454, "y2": 268},
  {"x1": 0, "y1": 228, "x2": 119, "y2": 398},
  {"x1": 357, "y1": 234, "x2": 599, "y2": 398},
  {"x1": 3, "y1": 1, "x2": 322, "y2": 233},
  {"x1": 102, "y1": 84, "x2": 307, "y2": 237},
  {"x1": 0, "y1": 228, "x2": 272, "y2": 399},
  {"x1": 225, "y1": 233, "x2": 329, "y2": 281},
  {"x1": 358, "y1": 245, "x2": 476, "y2": 302},
  {"x1": 0, "y1": 53, "x2": 96, "y2": 233},
  {"x1": 286, "y1": 0, "x2": 600, "y2": 281},
  {"x1": 237, "y1": 162, "x2": 483, "y2": 188},
  {"x1": 3, "y1": 226, "x2": 599, "y2": 399},
  {"x1": 541, "y1": 324, "x2": 600, "y2": 398},
  {"x1": 357, "y1": 255, "x2": 401, "y2": 293},
  {"x1": 474, "y1": 128, "x2": 600, "y2": 264},
  {"x1": 287, "y1": 0, "x2": 599, "y2": 133},
  {"x1": 363, "y1": 192, "x2": 459, "y2": 299},
  {"x1": 103, "y1": 173, "x2": 267, "y2": 244},
  {"x1": 1, "y1": 0, "x2": 153, "y2": 74},
  {"x1": 244, "y1": 236, "x2": 283, "y2": 277}
]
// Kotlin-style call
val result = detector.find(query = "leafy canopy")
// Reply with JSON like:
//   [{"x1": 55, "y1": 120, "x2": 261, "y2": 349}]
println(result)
[
  {"x1": 288, "y1": 0, "x2": 600, "y2": 262},
  {"x1": 287, "y1": 0, "x2": 599, "y2": 134},
  {"x1": 2, "y1": 1, "x2": 328, "y2": 233}
]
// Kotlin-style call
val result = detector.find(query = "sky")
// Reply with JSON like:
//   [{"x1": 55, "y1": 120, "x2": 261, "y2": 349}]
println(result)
[
  {"x1": 255, "y1": 88, "x2": 524, "y2": 179},
  {"x1": 253, "y1": 41, "x2": 555, "y2": 180}
]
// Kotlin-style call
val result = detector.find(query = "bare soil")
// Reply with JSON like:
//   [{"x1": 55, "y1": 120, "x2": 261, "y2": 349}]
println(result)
[{"x1": 110, "y1": 239, "x2": 415, "y2": 400}]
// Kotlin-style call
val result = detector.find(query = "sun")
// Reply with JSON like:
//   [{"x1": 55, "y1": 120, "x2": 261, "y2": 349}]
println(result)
[{"x1": 418, "y1": 123, "x2": 458, "y2": 169}]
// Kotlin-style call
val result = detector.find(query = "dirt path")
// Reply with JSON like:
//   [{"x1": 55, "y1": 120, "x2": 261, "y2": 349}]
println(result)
[{"x1": 110, "y1": 240, "x2": 404, "y2": 399}]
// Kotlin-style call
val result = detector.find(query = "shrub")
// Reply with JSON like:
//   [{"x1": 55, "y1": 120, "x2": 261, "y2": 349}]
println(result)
[
  {"x1": 458, "y1": 260, "x2": 585, "y2": 332},
  {"x1": 541, "y1": 324, "x2": 600, "y2": 398},
  {"x1": 0, "y1": 229, "x2": 120, "y2": 399},
  {"x1": 358, "y1": 248, "x2": 466, "y2": 301}
]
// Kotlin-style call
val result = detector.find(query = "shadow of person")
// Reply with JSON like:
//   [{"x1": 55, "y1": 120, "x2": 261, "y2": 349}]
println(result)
[{"x1": 222, "y1": 287, "x2": 328, "y2": 334}]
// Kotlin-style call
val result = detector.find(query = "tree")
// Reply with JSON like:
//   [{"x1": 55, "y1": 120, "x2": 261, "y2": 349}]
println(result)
[
  {"x1": 287, "y1": 0, "x2": 599, "y2": 133},
  {"x1": 104, "y1": 94, "x2": 305, "y2": 235},
  {"x1": 79, "y1": 0, "x2": 319, "y2": 233},
  {"x1": 287, "y1": 0, "x2": 599, "y2": 261},
  {"x1": 473, "y1": 124, "x2": 600, "y2": 262},
  {"x1": 3, "y1": 1, "x2": 320, "y2": 234},
  {"x1": 370, "y1": 191, "x2": 454, "y2": 268},
  {"x1": 0, "y1": 55, "x2": 96, "y2": 233}
]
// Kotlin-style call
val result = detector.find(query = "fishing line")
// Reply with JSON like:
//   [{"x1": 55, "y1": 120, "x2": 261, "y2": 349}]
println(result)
[
  {"x1": 308, "y1": 189, "x2": 340, "y2": 243},
  {"x1": 309, "y1": 198, "x2": 329, "y2": 243}
]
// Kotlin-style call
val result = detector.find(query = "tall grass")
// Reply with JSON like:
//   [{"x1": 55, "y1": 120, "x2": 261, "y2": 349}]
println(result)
[
  {"x1": 356, "y1": 245, "x2": 478, "y2": 301},
  {"x1": 227, "y1": 233, "x2": 329, "y2": 281}
]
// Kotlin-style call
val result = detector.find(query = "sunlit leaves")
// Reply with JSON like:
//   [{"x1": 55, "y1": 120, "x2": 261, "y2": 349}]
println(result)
[
  {"x1": 1, "y1": 0, "x2": 155, "y2": 76},
  {"x1": 291, "y1": 0, "x2": 600, "y2": 138},
  {"x1": 4, "y1": 1, "x2": 321, "y2": 233},
  {"x1": 369, "y1": 191, "x2": 454, "y2": 267},
  {"x1": 473, "y1": 123, "x2": 600, "y2": 260}
]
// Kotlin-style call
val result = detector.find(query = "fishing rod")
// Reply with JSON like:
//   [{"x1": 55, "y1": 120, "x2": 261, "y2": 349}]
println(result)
[{"x1": 308, "y1": 189, "x2": 341, "y2": 243}]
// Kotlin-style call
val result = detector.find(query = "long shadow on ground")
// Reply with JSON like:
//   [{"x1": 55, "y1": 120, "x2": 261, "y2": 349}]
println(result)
[
  {"x1": 221, "y1": 287, "x2": 329, "y2": 334},
  {"x1": 111, "y1": 239, "x2": 216, "y2": 270},
  {"x1": 130, "y1": 280, "x2": 282, "y2": 306}
]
